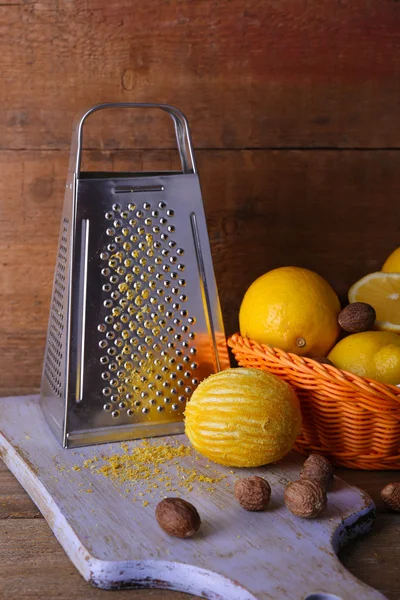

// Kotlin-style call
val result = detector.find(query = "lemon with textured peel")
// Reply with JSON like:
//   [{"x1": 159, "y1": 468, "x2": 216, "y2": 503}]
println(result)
[
  {"x1": 239, "y1": 267, "x2": 340, "y2": 356},
  {"x1": 184, "y1": 367, "x2": 302, "y2": 467},
  {"x1": 382, "y1": 247, "x2": 400, "y2": 273},
  {"x1": 328, "y1": 331, "x2": 400, "y2": 385},
  {"x1": 348, "y1": 272, "x2": 400, "y2": 333}
]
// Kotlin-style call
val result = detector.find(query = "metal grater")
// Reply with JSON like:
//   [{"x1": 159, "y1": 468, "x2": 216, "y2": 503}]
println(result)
[{"x1": 40, "y1": 103, "x2": 230, "y2": 448}]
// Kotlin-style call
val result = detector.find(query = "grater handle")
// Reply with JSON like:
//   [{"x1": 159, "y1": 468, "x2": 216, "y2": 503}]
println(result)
[{"x1": 69, "y1": 103, "x2": 197, "y2": 176}]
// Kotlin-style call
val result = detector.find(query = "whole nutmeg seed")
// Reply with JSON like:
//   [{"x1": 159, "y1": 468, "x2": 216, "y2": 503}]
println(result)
[
  {"x1": 284, "y1": 480, "x2": 327, "y2": 518},
  {"x1": 234, "y1": 476, "x2": 271, "y2": 511},
  {"x1": 313, "y1": 356, "x2": 335, "y2": 367},
  {"x1": 338, "y1": 302, "x2": 376, "y2": 333},
  {"x1": 380, "y1": 482, "x2": 400, "y2": 512},
  {"x1": 300, "y1": 454, "x2": 334, "y2": 491},
  {"x1": 156, "y1": 498, "x2": 201, "y2": 538}
]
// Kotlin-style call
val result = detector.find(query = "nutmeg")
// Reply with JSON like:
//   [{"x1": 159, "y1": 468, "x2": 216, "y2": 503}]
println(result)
[
  {"x1": 338, "y1": 302, "x2": 376, "y2": 333},
  {"x1": 380, "y1": 482, "x2": 400, "y2": 512},
  {"x1": 284, "y1": 479, "x2": 327, "y2": 518},
  {"x1": 234, "y1": 476, "x2": 271, "y2": 511},
  {"x1": 300, "y1": 454, "x2": 334, "y2": 491},
  {"x1": 313, "y1": 356, "x2": 335, "y2": 367},
  {"x1": 155, "y1": 498, "x2": 201, "y2": 538}
]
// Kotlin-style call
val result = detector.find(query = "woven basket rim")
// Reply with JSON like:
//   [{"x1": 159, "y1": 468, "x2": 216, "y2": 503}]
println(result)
[
  {"x1": 229, "y1": 333, "x2": 400, "y2": 469},
  {"x1": 228, "y1": 333, "x2": 400, "y2": 405}
]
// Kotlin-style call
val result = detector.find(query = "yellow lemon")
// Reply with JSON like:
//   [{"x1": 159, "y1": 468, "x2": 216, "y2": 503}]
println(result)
[
  {"x1": 239, "y1": 267, "x2": 340, "y2": 356},
  {"x1": 328, "y1": 331, "x2": 400, "y2": 385},
  {"x1": 185, "y1": 368, "x2": 302, "y2": 467},
  {"x1": 348, "y1": 272, "x2": 400, "y2": 333},
  {"x1": 382, "y1": 247, "x2": 400, "y2": 273}
]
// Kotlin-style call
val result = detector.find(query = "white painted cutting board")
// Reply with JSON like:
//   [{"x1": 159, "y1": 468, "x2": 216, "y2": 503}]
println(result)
[{"x1": 0, "y1": 395, "x2": 386, "y2": 600}]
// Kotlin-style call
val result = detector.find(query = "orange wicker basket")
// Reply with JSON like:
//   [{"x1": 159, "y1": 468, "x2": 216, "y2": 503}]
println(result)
[{"x1": 228, "y1": 333, "x2": 400, "y2": 470}]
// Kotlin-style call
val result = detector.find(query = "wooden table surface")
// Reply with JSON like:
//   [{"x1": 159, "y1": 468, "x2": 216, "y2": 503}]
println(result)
[
  {"x1": 1, "y1": 2, "x2": 399, "y2": 599},
  {"x1": 0, "y1": 458, "x2": 398, "y2": 600}
]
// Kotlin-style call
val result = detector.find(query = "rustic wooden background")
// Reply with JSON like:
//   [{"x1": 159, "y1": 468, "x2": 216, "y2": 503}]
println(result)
[
  {"x1": 2, "y1": 0, "x2": 400, "y2": 398},
  {"x1": 1, "y1": 1, "x2": 400, "y2": 598}
]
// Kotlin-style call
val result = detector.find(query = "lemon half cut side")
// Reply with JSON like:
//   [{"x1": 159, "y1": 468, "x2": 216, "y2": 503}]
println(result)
[{"x1": 348, "y1": 272, "x2": 400, "y2": 333}]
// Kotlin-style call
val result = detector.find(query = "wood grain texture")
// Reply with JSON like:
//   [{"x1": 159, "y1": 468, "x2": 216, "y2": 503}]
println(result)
[
  {"x1": 1, "y1": 148, "x2": 399, "y2": 396},
  {"x1": 1, "y1": 0, "x2": 400, "y2": 597},
  {"x1": 0, "y1": 1, "x2": 400, "y2": 149},
  {"x1": 0, "y1": 460, "x2": 398, "y2": 600},
  {"x1": 335, "y1": 468, "x2": 400, "y2": 600},
  {"x1": 0, "y1": 395, "x2": 387, "y2": 599},
  {"x1": 0, "y1": 522, "x2": 199, "y2": 600}
]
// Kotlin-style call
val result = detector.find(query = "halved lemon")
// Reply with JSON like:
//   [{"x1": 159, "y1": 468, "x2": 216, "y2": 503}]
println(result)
[
  {"x1": 348, "y1": 272, "x2": 400, "y2": 333},
  {"x1": 382, "y1": 247, "x2": 400, "y2": 273}
]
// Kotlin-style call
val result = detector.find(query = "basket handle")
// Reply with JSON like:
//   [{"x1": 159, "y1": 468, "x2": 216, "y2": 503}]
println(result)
[{"x1": 68, "y1": 102, "x2": 197, "y2": 176}]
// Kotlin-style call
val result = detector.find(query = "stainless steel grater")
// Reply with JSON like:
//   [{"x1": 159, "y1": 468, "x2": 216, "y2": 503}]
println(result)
[{"x1": 40, "y1": 103, "x2": 230, "y2": 448}]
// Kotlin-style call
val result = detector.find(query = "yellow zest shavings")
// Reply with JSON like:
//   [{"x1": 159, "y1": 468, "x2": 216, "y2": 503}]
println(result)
[
  {"x1": 83, "y1": 457, "x2": 98, "y2": 468},
  {"x1": 92, "y1": 441, "x2": 192, "y2": 485},
  {"x1": 77, "y1": 440, "x2": 228, "y2": 504}
]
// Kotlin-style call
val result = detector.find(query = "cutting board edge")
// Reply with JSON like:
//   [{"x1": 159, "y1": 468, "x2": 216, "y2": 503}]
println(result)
[
  {"x1": 0, "y1": 426, "x2": 261, "y2": 600},
  {"x1": 0, "y1": 394, "x2": 387, "y2": 600}
]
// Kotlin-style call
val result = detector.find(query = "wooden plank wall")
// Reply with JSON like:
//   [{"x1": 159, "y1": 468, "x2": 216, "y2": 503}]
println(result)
[{"x1": 1, "y1": 0, "x2": 400, "y2": 396}]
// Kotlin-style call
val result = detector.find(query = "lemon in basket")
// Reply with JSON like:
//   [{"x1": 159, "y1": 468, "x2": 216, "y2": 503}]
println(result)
[
  {"x1": 348, "y1": 272, "x2": 400, "y2": 333},
  {"x1": 185, "y1": 368, "x2": 302, "y2": 467},
  {"x1": 239, "y1": 266, "x2": 340, "y2": 356},
  {"x1": 328, "y1": 331, "x2": 400, "y2": 385}
]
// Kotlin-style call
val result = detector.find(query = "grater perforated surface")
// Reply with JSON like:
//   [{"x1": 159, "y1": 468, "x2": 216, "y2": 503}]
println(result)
[
  {"x1": 44, "y1": 216, "x2": 69, "y2": 398},
  {"x1": 98, "y1": 199, "x2": 199, "y2": 422},
  {"x1": 41, "y1": 103, "x2": 230, "y2": 447}
]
